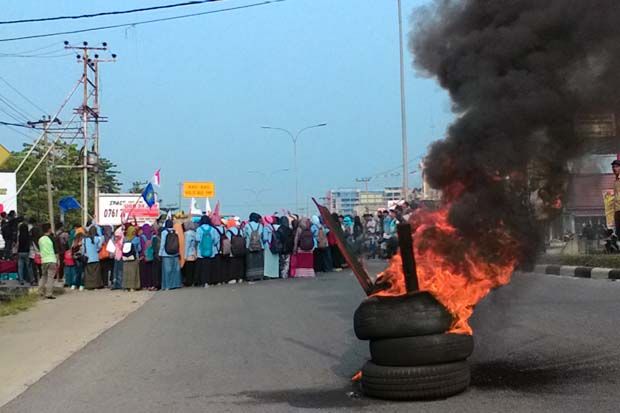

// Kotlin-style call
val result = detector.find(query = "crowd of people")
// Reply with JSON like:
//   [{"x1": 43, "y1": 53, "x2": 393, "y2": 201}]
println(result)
[{"x1": 0, "y1": 202, "x2": 415, "y2": 298}]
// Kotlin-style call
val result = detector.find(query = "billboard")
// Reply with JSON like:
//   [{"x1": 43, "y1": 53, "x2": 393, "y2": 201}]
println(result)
[
  {"x1": 0, "y1": 172, "x2": 17, "y2": 214},
  {"x1": 182, "y1": 181, "x2": 215, "y2": 198},
  {"x1": 97, "y1": 193, "x2": 160, "y2": 226}
]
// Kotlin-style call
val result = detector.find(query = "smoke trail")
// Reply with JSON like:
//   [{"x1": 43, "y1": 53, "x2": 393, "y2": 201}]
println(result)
[{"x1": 410, "y1": 0, "x2": 620, "y2": 263}]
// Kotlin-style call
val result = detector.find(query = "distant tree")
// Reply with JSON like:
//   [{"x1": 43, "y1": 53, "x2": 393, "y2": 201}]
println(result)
[
  {"x1": 0, "y1": 142, "x2": 121, "y2": 224},
  {"x1": 128, "y1": 180, "x2": 148, "y2": 194}
]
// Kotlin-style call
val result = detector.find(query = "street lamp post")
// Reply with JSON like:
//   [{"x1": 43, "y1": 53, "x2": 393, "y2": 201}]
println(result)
[
  {"x1": 261, "y1": 123, "x2": 327, "y2": 212},
  {"x1": 397, "y1": 0, "x2": 409, "y2": 202}
]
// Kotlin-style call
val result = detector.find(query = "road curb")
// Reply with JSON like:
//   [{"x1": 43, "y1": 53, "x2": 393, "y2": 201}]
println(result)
[{"x1": 527, "y1": 264, "x2": 620, "y2": 280}]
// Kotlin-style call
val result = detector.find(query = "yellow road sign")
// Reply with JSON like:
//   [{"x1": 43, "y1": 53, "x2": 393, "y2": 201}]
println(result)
[
  {"x1": 182, "y1": 181, "x2": 215, "y2": 198},
  {"x1": 0, "y1": 145, "x2": 10, "y2": 167}
]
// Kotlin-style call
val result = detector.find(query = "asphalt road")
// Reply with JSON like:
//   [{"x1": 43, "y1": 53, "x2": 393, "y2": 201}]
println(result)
[{"x1": 4, "y1": 261, "x2": 620, "y2": 412}]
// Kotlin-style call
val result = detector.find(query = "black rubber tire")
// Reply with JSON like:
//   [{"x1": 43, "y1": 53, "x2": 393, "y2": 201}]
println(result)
[
  {"x1": 361, "y1": 360, "x2": 470, "y2": 400},
  {"x1": 369, "y1": 333, "x2": 474, "y2": 366},
  {"x1": 353, "y1": 292, "x2": 453, "y2": 340}
]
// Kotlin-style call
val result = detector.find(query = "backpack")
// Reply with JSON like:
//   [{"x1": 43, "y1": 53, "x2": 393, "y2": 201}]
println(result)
[
  {"x1": 277, "y1": 225, "x2": 294, "y2": 255},
  {"x1": 198, "y1": 226, "x2": 213, "y2": 258},
  {"x1": 230, "y1": 229, "x2": 247, "y2": 257},
  {"x1": 317, "y1": 227, "x2": 328, "y2": 249},
  {"x1": 269, "y1": 225, "x2": 283, "y2": 254},
  {"x1": 216, "y1": 227, "x2": 231, "y2": 256},
  {"x1": 248, "y1": 223, "x2": 263, "y2": 252},
  {"x1": 122, "y1": 241, "x2": 136, "y2": 261},
  {"x1": 143, "y1": 235, "x2": 154, "y2": 261},
  {"x1": 299, "y1": 228, "x2": 314, "y2": 251},
  {"x1": 164, "y1": 230, "x2": 180, "y2": 255}
]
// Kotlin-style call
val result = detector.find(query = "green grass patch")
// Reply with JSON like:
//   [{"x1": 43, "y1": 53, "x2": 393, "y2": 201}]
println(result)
[
  {"x1": 540, "y1": 254, "x2": 620, "y2": 269},
  {"x1": 0, "y1": 293, "x2": 39, "y2": 317}
]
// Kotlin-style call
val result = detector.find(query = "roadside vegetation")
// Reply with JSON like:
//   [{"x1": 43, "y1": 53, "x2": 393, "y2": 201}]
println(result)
[{"x1": 539, "y1": 254, "x2": 620, "y2": 269}]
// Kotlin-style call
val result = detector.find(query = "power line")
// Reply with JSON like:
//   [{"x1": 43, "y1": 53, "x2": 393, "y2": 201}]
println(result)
[
  {"x1": 0, "y1": 75, "x2": 48, "y2": 114},
  {"x1": 0, "y1": 0, "x2": 284, "y2": 43},
  {"x1": 0, "y1": 0, "x2": 231, "y2": 25}
]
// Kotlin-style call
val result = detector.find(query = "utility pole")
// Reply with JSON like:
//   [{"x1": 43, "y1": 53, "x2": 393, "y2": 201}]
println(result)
[
  {"x1": 356, "y1": 177, "x2": 372, "y2": 193},
  {"x1": 397, "y1": 0, "x2": 409, "y2": 202},
  {"x1": 64, "y1": 41, "x2": 116, "y2": 225},
  {"x1": 27, "y1": 116, "x2": 61, "y2": 230}
]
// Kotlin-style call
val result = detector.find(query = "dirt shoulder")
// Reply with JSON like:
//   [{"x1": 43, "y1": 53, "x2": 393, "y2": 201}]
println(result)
[{"x1": 0, "y1": 287, "x2": 154, "y2": 407}]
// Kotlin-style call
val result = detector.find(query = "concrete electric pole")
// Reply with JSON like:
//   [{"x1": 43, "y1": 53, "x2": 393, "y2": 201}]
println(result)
[{"x1": 64, "y1": 41, "x2": 116, "y2": 225}]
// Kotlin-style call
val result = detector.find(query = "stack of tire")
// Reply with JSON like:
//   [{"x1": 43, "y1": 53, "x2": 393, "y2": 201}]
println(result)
[{"x1": 354, "y1": 291, "x2": 474, "y2": 400}]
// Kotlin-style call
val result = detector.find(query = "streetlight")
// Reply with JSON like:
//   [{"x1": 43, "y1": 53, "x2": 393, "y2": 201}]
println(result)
[
  {"x1": 243, "y1": 188, "x2": 272, "y2": 204},
  {"x1": 261, "y1": 123, "x2": 327, "y2": 212}
]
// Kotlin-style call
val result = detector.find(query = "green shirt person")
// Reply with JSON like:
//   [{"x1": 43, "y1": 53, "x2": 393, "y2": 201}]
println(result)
[{"x1": 37, "y1": 223, "x2": 58, "y2": 299}]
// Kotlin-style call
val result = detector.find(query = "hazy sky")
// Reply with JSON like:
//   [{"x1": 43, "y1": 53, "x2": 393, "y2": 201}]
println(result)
[{"x1": 0, "y1": 0, "x2": 453, "y2": 217}]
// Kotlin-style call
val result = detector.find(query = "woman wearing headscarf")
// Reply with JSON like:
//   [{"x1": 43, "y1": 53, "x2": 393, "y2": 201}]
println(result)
[
  {"x1": 140, "y1": 224, "x2": 157, "y2": 290},
  {"x1": 99, "y1": 225, "x2": 114, "y2": 287},
  {"x1": 159, "y1": 220, "x2": 183, "y2": 290},
  {"x1": 328, "y1": 212, "x2": 344, "y2": 271},
  {"x1": 289, "y1": 215, "x2": 299, "y2": 277},
  {"x1": 82, "y1": 226, "x2": 104, "y2": 289},
  {"x1": 226, "y1": 219, "x2": 245, "y2": 283},
  {"x1": 195, "y1": 215, "x2": 220, "y2": 287},
  {"x1": 71, "y1": 232, "x2": 86, "y2": 290},
  {"x1": 244, "y1": 212, "x2": 264, "y2": 282},
  {"x1": 277, "y1": 216, "x2": 294, "y2": 278},
  {"x1": 112, "y1": 226, "x2": 124, "y2": 289},
  {"x1": 263, "y1": 216, "x2": 280, "y2": 279},
  {"x1": 211, "y1": 213, "x2": 227, "y2": 285},
  {"x1": 17, "y1": 222, "x2": 32, "y2": 285},
  {"x1": 311, "y1": 215, "x2": 326, "y2": 273},
  {"x1": 122, "y1": 225, "x2": 141, "y2": 291},
  {"x1": 182, "y1": 221, "x2": 198, "y2": 286},
  {"x1": 293, "y1": 217, "x2": 316, "y2": 278},
  {"x1": 151, "y1": 222, "x2": 162, "y2": 289}
]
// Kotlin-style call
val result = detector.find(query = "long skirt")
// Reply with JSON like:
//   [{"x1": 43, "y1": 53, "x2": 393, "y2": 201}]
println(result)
[
  {"x1": 113, "y1": 260, "x2": 123, "y2": 289},
  {"x1": 279, "y1": 254, "x2": 290, "y2": 278},
  {"x1": 122, "y1": 260, "x2": 141, "y2": 290},
  {"x1": 100, "y1": 258, "x2": 114, "y2": 287},
  {"x1": 245, "y1": 251, "x2": 264, "y2": 281},
  {"x1": 264, "y1": 249, "x2": 279, "y2": 279},
  {"x1": 84, "y1": 262, "x2": 103, "y2": 289},
  {"x1": 294, "y1": 251, "x2": 315, "y2": 278},
  {"x1": 219, "y1": 255, "x2": 231, "y2": 283},
  {"x1": 161, "y1": 256, "x2": 182, "y2": 289},
  {"x1": 153, "y1": 259, "x2": 161, "y2": 289},
  {"x1": 140, "y1": 260, "x2": 157, "y2": 289},
  {"x1": 182, "y1": 260, "x2": 198, "y2": 286},
  {"x1": 197, "y1": 257, "x2": 219, "y2": 286},
  {"x1": 330, "y1": 244, "x2": 344, "y2": 268},
  {"x1": 313, "y1": 249, "x2": 325, "y2": 273},
  {"x1": 229, "y1": 256, "x2": 245, "y2": 282}
]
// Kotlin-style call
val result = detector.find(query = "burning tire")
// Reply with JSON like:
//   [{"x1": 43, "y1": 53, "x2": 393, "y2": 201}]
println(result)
[
  {"x1": 369, "y1": 333, "x2": 474, "y2": 367},
  {"x1": 354, "y1": 292, "x2": 453, "y2": 340},
  {"x1": 361, "y1": 360, "x2": 470, "y2": 400}
]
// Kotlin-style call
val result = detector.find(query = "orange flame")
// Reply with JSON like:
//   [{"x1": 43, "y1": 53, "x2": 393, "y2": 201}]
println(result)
[
  {"x1": 373, "y1": 205, "x2": 517, "y2": 335},
  {"x1": 351, "y1": 371, "x2": 362, "y2": 382}
]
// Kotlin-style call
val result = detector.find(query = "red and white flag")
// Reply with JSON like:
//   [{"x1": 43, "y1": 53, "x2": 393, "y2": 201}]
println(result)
[{"x1": 152, "y1": 169, "x2": 161, "y2": 186}]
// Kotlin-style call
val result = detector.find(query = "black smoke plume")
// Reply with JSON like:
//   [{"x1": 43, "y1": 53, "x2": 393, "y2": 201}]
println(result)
[{"x1": 410, "y1": 0, "x2": 620, "y2": 264}]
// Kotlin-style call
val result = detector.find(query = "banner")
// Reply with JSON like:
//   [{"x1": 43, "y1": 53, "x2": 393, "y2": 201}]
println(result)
[
  {"x1": 0, "y1": 172, "x2": 17, "y2": 214},
  {"x1": 183, "y1": 181, "x2": 215, "y2": 198},
  {"x1": 603, "y1": 189, "x2": 615, "y2": 228},
  {"x1": 98, "y1": 193, "x2": 160, "y2": 226}
]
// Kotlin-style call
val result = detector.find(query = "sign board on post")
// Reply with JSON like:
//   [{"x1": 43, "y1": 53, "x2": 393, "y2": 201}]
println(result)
[
  {"x1": 0, "y1": 145, "x2": 10, "y2": 167},
  {"x1": 603, "y1": 189, "x2": 615, "y2": 229},
  {"x1": 0, "y1": 172, "x2": 17, "y2": 214},
  {"x1": 97, "y1": 193, "x2": 160, "y2": 226},
  {"x1": 182, "y1": 182, "x2": 215, "y2": 198}
]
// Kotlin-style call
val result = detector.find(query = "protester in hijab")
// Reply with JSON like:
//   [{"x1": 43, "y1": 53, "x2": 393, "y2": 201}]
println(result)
[
  {"x1": 293, "y1": 217, "x2": 315, "y2": 278},
  {"x1": 71, "y1": 232, "x2": 86, "y2": 290},
  {"x1": 289, "y1": 216, "x2": 299, "y2": 277},
  {"x1": 182, "y1": 221, "x2": 198, "y2": 287},
  {"x1": 151, "y1": 222, "x2": 162, "y2": 289},
  {"x1": 29, "y1": 226, "x2": 42, "y2": 285},
  {"x1": 277, "y1": 216, "x2": 294, "y2": 278},
  {"x1": 112, "y1": 226, "x2": 124, "y2": 290},
  {"x1": 99, "y1": 225, "x2": 114, "y2": 287},
  {"x1": 157, "y1": 220, "x2": 181, "y2": 290},
  {"x1": 211, "y1": 213, "x2": 227, "y2": 285},
  {"x1": 311, "y1": 215, "x2": 327, "y2": 273},
  {"x1": 122, "y1": 225, "x2": 141, "y2": 291},
  {"x1": 17, "y1": 222, "x2": 32, "y2": 285},
  {"x1": 244, "y1": 212, "x2": 264, "y2": 281},
  {"x1": 195, "y1": 215, "x2": 220, "y2": 287},
  {"x1": 140, "y1": 224, "x2": 158, "y2": 290},
  {"x1": 328, "y1": 212, "x2": 344, "y2": 272},
  {"x1": 262, "y1": 216, "x2": 280, "y2": 279},
  {"x1": 83, "y1": 226, "x2": 104, "y2": 289},
  {"x1": 226, "y1": 219, "x2": 245, "y2": 283}
]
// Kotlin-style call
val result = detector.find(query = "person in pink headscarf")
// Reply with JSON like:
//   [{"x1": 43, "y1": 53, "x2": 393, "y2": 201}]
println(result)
[{"x1": 263, "y1": 215, "x2": 280, "y2": 279}]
